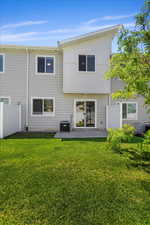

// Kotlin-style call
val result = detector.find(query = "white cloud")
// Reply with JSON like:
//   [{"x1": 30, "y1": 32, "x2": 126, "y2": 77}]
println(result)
[
  {"x1": 0, "y1": 20, "x2": 48, "y2": 30},
  {"x1": 123, "y1": 22, "x2": 135, "y2": 28},
  {"x1": 101, "y1": 14, "x2": 135, "y2": 21},
  {"x1": 82, "y1": 13, "x2": 135, "y2": 26},
  {"x1": 0, "y1": 14, "x2": 135, "y2": 44},
  {"x1": 0, "y1": 32, "x2": 39, "y2": 42},
  {"x1": 0, "y1": 23, "x2": 116, "y2": 43}
]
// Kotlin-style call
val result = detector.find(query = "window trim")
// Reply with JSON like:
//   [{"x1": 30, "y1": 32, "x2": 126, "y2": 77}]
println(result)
[
  {"x1": 35, "y1": 55, "x2": 55, "y2": 75},
  {"x1": 31, "y1": 97, "x2": 55, "y2": 117},
  {"x1": 121, "y1": 102, "x2": 138, "y2": 120},
  {"x1": 0, "y1": 53, "x2": 5, "y2": 74},
  {"x1": 78, "y1": 54, "x2": 96, "y2": 73},
  {"x1": 0, "y1": 96, "x2": 11, "y2": 104}
]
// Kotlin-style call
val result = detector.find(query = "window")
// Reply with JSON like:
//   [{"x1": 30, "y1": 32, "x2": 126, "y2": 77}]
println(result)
[
  {"x1": 0, "y1": 54, "x2": 4, "y2": 73},
  {"x1": 37, "y1": 56, "x2": 54, "y2": 74},
  {"x1": 0, "y1": 97, "x2": 10, "y2": 104},
  {"x1": 32, "y1": 98, "x2": 55, "y2": 116},
  {"x1": 79, "y1": 55, "x2": 95, "y2": 72},
  {"x1": 122, "y1": 102, "x2": 137, "y2": 120}
]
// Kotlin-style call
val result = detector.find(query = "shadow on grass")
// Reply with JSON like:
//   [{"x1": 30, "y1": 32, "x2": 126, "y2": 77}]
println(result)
[
  {"x1": 61, "y1": 137, "x2": 107, "y2": 142},
  {"x1": 6, "y1": 132, "x2": 55, "y2": 139},
  {"x1": 120, "y1": 145, "x2": 150, "y2": 173}
]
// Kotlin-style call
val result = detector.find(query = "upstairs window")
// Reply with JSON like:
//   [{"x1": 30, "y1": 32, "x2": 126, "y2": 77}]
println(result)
[
  {"x1": 79, "y1": 55, "x2": 95, "y2": 72},
  {"x1": 32, "y1": 98, "x2": 55, "y2": 116},
  {"x1": 37, "y1": 56, "x2": 54, "y2": 74},
  {"x1": 0, "y1": 97, "x2": 10, "y2": 104},
  {"x1": 122, "y1": 102, "x2": 137, "y2": 120},
  {"x1": 0, "y1": 54, "x2": 4, "y2": 73}
]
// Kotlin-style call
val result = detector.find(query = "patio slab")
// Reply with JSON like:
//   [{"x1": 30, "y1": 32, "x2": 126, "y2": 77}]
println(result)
[{"x1": 54, "y1": 130, "x2": 107, "y2": 139}]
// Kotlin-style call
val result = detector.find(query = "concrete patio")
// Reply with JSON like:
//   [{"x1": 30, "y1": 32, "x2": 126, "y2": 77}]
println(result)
[{"x1": 54, "y1": 129, "x2": 107, "y2": 139}]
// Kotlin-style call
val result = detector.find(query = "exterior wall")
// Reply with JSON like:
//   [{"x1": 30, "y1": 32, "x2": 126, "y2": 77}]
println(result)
[
  {"x1": 111, "y1": 79, "x2": 150, "y2": 124},
  {"x1": 1, "y1": 47, "x2": 149, "y2": 132},
  {"x1": 0, "y1": 49, "x2": 27, "y2": 130},
  {"x1": 0, "y1": 49, "x2": 109, "y2": 131},
  {"x1": 63, "y1": 32, "x2": 114, "y2": 94},
  {"x1": 0, "y1": 103, "x2": 21, "y2": 138},
  {"x1": 106, "y1": 105, "x2": 121, "y2": 129}
]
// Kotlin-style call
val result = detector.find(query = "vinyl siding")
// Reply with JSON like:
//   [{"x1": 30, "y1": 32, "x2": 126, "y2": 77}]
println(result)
[
  {"x1": 29, "y1": 94, "x2": 108, "y2": 131},
  {"x1": 0, "y1": 49, "x2": 108, "y2": 132},
  {"x1": 63, "y1": 32, "x2": 114, "y2": 94},
  {"x1": 111, "y1": 79, "x2": 150, "y2": 124},
  {"x1": 28, "y1": 51, "x2": 108, "y2": 131},
  {"x1": 0, "y1": 50, "x2": 27, "y2": 130}
]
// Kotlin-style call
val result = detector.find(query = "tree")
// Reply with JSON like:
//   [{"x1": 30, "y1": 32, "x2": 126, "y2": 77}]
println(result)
[{"x1": 106, "y1": 0, "x2": 150, "y2": 109}]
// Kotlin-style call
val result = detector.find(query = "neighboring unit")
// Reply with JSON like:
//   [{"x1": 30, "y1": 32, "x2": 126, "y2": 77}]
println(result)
[{"x1": 0, "y1": 24, "x2": 149, "y2": 133}]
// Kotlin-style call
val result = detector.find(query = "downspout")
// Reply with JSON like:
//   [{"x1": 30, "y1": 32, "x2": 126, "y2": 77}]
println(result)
[
  {"x1": 109, "y1": 38, "x2": 113, "y2": 106},
  {"x1": 25, "y1": 48, "x2": 29, "y2": 131}
]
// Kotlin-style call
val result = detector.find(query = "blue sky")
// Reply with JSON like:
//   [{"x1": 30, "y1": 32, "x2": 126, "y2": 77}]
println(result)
[{"x1": 0, "y1": 0, "x2": 144, "y2": 52}]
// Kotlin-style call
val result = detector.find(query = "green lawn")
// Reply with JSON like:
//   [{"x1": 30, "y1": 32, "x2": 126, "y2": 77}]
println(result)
[{"x1": 0, "y1": 134, "x2": 150, "y2": 225}]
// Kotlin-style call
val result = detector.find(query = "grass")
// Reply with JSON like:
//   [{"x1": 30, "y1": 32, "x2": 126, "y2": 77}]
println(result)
[{"x1": 0, "y1": 134, "x2": 150, "y2": 225}]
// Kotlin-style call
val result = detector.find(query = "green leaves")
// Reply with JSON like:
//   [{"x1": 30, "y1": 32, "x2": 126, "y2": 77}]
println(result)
[{"x1": 106, "y1": 1, "x2": 150, "y2": 107}]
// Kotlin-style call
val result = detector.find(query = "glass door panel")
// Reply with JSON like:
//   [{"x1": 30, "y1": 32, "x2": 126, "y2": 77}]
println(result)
[
  {"x1": 76, "y1": 101, "x2": 85, "y2": 127},
  {"x1": 86, "y1": 101, "x2": 95, "y2": 127}
]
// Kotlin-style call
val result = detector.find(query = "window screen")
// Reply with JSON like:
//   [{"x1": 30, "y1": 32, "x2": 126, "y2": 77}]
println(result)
[
  {"x1": 0, "y1": 98, "x2": 9, "y2": 104},
  {"x1": 79, "y1": 55, "x2": 86, "y2": 71},
  {"x1": 37, "y1": 57, "x2": 45, "y2": 73},
  {"x1": 0, "y1": 55, "x2": 3, "y2": 72},
  {"x1": 87, "y1": 55, "x2": 95, "y2": 72},
  {"x1": 46, "y1": 57, "x2": 54, "y2": 73},
  {"x1": 44, "y1": 99, "x2": 53, "y2": 112},
  {"x1": 122, "y1": 103, "x2": 127, "y2": 119},
  {"x1": 33, "y1": 99, "x2": 43, "y2": 114}
]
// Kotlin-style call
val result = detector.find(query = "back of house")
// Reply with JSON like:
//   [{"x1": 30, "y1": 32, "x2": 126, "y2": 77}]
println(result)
[{"x1": 0, "y1": 24, "x2": 149, "y2": 133}]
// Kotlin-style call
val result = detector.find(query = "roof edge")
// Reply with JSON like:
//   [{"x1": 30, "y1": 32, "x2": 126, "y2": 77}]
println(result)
[
  {"x1": 0, "y1": 44, "x2": 59, "y2": 51},
  {"x1": 59, "y1": 24, "x2": 122, "y2": 47}
]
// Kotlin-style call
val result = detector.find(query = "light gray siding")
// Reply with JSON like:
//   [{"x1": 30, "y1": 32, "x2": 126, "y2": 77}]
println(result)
[
  {"x1": 63, "y1": 33, "x2": 113, "y2": 94},
  {"x1": 29, "y1": 94, "x2": 108, "y2": 131},
  {"x1": 111, "y1": 79, "x2": 150, "y2": 124},
  {"x1": 1, "y1": 48, "x2": 149, "y2": 132},
  {"x1": 28, "y1": 50, "x2": 108, "y2": 130},
  {"x1": 0, "y1": 49, "x2": 109, "y2": 132},
  {"x1": 0, "y1": 50, "x2": 27, "y2": 129}
]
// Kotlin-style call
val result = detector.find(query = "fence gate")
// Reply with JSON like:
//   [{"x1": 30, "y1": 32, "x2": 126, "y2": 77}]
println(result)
[
  {"x1": 0, "y1": 103, "x2": 21, "y2": 138},
  {"x1": 106, "y1": 104, "x2": 122, "y2": 129}
]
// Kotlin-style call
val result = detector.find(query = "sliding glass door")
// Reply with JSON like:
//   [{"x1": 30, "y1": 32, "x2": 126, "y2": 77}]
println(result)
[{"x1": 75, "y1": 100, "x2": 96, "y2": 128}]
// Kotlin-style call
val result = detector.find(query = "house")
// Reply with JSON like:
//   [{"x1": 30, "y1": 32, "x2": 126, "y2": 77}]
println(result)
[{"x1": 0, "y1": 24, "x2": 149, "y2": 133}]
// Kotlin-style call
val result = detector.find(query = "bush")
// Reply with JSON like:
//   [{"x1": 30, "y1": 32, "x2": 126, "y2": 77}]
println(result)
[
  {"x1": 107, "y1": 128, "x2": 124, "y2": 152},
  {"x1": 143, "y1": 130, "x2": 150, "y2": 145},
  {"x1": 107, "y1": 124, "x2": 135, "y2": 151},
  {"x1": 122, "y1": 124, "x2": 135, "y2": 142}
]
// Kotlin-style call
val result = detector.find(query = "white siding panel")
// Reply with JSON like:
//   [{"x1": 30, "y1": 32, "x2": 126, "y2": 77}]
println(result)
[{"x1": 0, "y1": 51, "x2": 27, "y2": 130}]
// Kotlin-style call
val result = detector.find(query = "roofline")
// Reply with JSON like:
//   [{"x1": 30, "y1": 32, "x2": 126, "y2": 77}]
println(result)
[
  {"x1": 0, "y1": 44, "x2": 59, "y2": 51},
  {"x1": 59, "y1": 24, "x2": 122, "y2": 47},
  {"x1": 0, "y1": 24, "x2": 122, "y2": 50}
]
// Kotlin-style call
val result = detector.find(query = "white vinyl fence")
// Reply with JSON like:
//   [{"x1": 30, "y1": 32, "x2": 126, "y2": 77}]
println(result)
[
  {"x1": 106, "y1": 104, "x2": 122, "y2": 129},
  {"x1": 0, "y1": 103, "x2": 21, "y2": 138}
]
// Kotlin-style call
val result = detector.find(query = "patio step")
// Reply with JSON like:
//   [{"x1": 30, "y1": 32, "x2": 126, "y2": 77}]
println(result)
[{"x1": 54, "y1": 130, "x2": 107, "y2": 139}]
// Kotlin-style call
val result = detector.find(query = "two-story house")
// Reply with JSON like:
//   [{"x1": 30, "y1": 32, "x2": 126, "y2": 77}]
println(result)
[{"x1": 0, "y1": 25, "x2": 149, "y2": 133}]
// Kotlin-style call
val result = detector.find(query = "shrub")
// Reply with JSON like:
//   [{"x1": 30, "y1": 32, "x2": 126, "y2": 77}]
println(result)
[
  {"x1": 143, "y1": 130, "x2": 150, "y2": 145},
  {"x1": 107, "y1": 128, "x2": 124, "y2": 151},
  {"x1": 122, "y1": 124, "x2": 135, "y2": 142},
  {"x1": 137, "y1": 130, "x2": 150, "y2": 153},
  {"x1": 107, "y1": 124, "x2": 135, "y2": 152}
]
